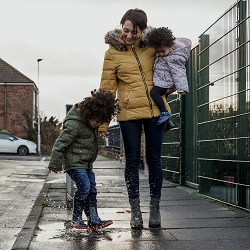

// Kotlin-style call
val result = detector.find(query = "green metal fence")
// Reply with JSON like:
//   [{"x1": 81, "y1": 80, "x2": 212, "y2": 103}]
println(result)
[{"x1": 162, "y1": 0, "x2": 250, "y2": 210}]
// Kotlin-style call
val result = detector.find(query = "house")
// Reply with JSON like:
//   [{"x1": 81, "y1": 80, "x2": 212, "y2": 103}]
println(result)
[{"x1": 0, "y1": 58, "x2": 38, "y2": 138}]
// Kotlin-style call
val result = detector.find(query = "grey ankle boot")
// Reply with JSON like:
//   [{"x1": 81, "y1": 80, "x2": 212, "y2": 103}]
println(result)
[
  {"x1": 149, "y1": 197, "x2": 161, "y2": 228},
  {"x1": 129, "y1": 199, "x2": 143, "y2": 229}
]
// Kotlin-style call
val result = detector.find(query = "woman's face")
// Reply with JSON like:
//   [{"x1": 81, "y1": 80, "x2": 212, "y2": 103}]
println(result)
[{"x1": 121, "y1": 20, "x2": 142, "y2": 45}]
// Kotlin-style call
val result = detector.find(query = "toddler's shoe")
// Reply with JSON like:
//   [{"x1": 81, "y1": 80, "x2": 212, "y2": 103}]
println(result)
[
  {"x1": 157, "y1": 111, "x2": 172, "y2": 125},
  {"x1": 165, "y1": 120, "x2": 175, "y2": 133}
]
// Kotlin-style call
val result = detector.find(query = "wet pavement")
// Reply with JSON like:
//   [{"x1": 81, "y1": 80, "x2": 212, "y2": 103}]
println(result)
[
  {"x1": 0, "y1": 158, "x2": 48, "y2": 250},
  {"x1": 2, "y1": 155, "x2": 250, "y2": 249}
]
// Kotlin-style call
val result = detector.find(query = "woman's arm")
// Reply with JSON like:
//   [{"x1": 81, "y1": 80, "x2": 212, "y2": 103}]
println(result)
[
  {"x1": 99, "y1": 50, "x2": 118, "y2": 133},
  {"x1": 100, "y1": 50, "x2": 118, "y2": 95}
]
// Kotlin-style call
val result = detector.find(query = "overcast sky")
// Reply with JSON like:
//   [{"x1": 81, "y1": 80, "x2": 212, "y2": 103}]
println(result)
[{"x1": 0, "y1": 0, "x2": 237, "y2": 121}]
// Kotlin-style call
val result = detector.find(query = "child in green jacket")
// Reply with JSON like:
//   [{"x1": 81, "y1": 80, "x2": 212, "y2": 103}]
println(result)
[{"x1": 48, "y1": 89, "x2": 118, "y2": 230}]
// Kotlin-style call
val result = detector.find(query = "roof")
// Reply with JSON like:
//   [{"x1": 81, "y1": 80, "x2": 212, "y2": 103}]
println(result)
[{"x1": 0, "y1": 57, "x2": 34, "y2": 83}]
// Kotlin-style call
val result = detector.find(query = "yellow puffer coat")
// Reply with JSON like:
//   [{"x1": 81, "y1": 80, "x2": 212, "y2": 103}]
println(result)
[{"x1": 99, "y1": 28, "x2": 170, "y2": 132}]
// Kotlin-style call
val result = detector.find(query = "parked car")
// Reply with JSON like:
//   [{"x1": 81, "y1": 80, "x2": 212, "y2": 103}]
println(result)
[{"x1": 0, "y1": 132, "x2": 37, "y2": 156}]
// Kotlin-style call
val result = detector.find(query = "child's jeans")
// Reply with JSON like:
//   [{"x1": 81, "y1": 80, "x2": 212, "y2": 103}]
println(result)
[{"x1": 67, "y1": 168, "x2": 97, "y2": 220}]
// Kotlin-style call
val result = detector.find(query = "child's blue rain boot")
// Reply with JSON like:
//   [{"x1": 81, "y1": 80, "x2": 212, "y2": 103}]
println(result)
[
  {"x1": 87, "y1": 206, "x2": 113, "y2": 231},
  {"x1": 157, "y1": 111, "x2": 172, "y2": 125},
  {"x1": 71, "y1": 199, "x2": 88, "y2": 230},
  {"x1": 72, "y1": 217, "x2": 88, "y2": 230}
]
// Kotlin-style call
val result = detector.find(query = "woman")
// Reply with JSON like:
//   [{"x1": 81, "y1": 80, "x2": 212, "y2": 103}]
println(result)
[{"x1": 99, "y1": 8, "x2": 172, "y2": 229}]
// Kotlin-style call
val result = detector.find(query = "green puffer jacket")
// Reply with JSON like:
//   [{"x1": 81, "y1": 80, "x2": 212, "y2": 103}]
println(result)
[{"x1": 48, "y1": 104, "x2": 98, "y2": 172}]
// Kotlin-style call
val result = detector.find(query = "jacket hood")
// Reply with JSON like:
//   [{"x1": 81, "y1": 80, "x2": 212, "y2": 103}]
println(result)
[
  {"x1": 63, "y1": 104, "x2": 88, "y2": 126},
  {"x1": 104, "y1": 26, "x2": 154, "y2": 51}
]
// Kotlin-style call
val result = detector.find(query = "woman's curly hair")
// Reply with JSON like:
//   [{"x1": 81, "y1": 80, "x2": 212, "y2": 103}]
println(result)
[
  {"x1": 78, "y1": 89, "x2": 118, "y2": 124},
  {"x1": 147, "y1": 27, "x2": 175, "y2": 49}
]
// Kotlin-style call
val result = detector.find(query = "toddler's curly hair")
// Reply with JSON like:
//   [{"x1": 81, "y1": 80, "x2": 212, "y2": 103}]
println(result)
[
  {"x1": 147, "y1": 27, "x2": 175, "y2": 49},
  {"x1": 78, "y1": 89, "x2": 118, "y2": 124}
]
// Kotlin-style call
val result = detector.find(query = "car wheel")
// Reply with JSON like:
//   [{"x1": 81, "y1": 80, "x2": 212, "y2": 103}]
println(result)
[{"x1": 18, "y1": 146, "x2": 29, "y2": 156}]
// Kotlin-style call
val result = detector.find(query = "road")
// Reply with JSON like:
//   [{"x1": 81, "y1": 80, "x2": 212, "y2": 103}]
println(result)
[{"x1": 0, "y1": 156, "x2": 49, "y2": 250}]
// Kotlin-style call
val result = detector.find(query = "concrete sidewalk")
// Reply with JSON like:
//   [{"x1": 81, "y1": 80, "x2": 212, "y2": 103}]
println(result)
[{"x1": 12, "y1": 155, "x2": 250, "y2": 250}]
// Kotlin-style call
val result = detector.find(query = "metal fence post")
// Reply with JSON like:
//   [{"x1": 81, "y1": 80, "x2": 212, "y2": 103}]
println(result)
[{"x1": 66, "y1": 173, "x2": 74, "y2": 208}]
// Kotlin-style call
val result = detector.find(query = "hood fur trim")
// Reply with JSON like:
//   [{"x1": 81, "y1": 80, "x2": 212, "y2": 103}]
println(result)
[{"x1": 104, "y1": 26, "x2": 154, "y2": 51}]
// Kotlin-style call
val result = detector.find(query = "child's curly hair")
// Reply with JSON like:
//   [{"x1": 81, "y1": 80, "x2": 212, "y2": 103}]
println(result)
[
  {"x1": 78, "y1": 89, "x2": 118, "y2": 124},
  {"x1": 147, "y1": 27, "x2": 175, "y2": 49}
]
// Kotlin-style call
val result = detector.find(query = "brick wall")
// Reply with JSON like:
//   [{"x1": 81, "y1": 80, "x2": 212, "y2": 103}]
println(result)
[
  {"x1": 0, "y1": 84, "x2": 36, "y2": 137},
  {"x1": 0, "y1": 85, "x2": 4, "y2": 131}
]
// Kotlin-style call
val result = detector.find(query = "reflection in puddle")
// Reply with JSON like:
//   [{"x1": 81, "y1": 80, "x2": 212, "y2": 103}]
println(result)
[{"x1": 50, "y1": 221, "x2": 113, "y2": 242}]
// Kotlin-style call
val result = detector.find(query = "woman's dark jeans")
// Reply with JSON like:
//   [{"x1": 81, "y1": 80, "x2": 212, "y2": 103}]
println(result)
[{"x1": 119, "y1": 117, "x2": 166, "y2": 200}]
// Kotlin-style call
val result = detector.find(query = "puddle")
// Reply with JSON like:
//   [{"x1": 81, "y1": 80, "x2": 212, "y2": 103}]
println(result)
[
  {"x1": 34, "y1": 220, "x2": 174, "y2": 244},
  {"x1": 50, "y1": 221, "x2": 113, "y2": 242}
]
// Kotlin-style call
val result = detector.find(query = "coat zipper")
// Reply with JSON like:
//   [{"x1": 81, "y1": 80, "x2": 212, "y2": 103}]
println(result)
[{"x1": 131, "y1": 44, "x2": 154, "y2": 117}]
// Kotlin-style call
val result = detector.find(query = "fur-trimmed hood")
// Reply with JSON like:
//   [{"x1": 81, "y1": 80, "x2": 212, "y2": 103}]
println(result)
[{"x1": 104, "y1": 26, "x2": 154, "y2": 51}]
